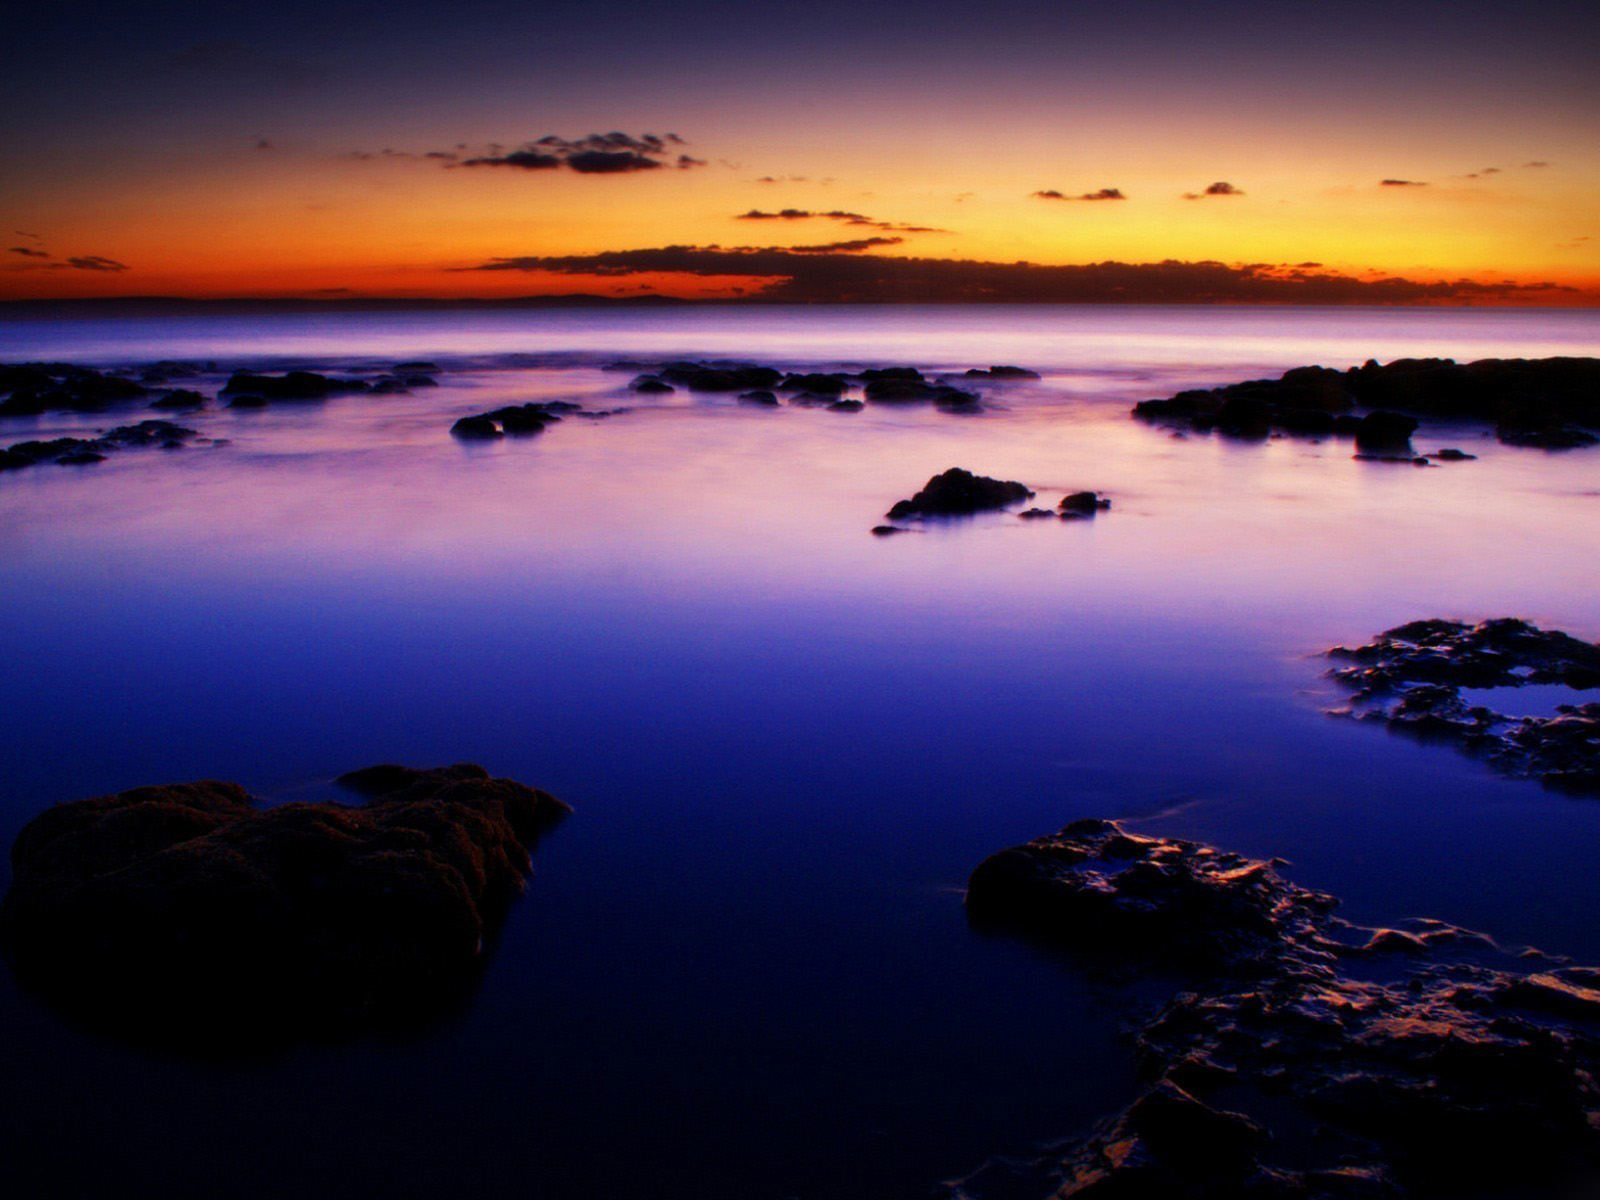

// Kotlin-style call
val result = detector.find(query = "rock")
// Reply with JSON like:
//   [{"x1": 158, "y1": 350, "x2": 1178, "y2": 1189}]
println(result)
[
  {"x1": 631, "y1": 376, "x2": 675, "y2": 394},
  {"x1": 1134, "y1": 357, "x2": 1600, "y2": 453},
  {"x1": 227, "y1": 393, "x2": 271, "y2": 409},
  {"x1": 394, "y1": 361, "x2": 440, "y2": 373},
  {"x1": 1354, "y1": 410, "x2": 1418, "y2": 452},
  {"x1": 55, "y1": 450, "x2": 106, "y2": 465},
  {"x1": 488, "y1": 404, "x2": 556, "y2": 434},
  {"x1": 886, "y1": 468, "x2": 1034, "y2": 520},
  {"x1": 1059, "y1": 491, "x2": 1112, "y2": 516},
  {"x1": 870, "y1": 524, "x2": 913, "y2": 537},
  {"x1": 1431, "y1": 447, "x2": 1476, "y2": 461},
  {"x1": 828, "y1": 399, "x2": 864, "y2": 413},
  {"x1": 450, "y1": 414, "x2": 502, "y2": 439},
  {"x1": 149, "y1": 388, "x2": 206, "y2": 411},
  {"x1": 950, "y1": 818, "x2": 1600, "y2": 1200},
  {"x1": 1327, "y1": 619, "x2": 1600, "y2": 792},
  {"x1": 0, "y1": 764, "x2": 568, "y2": 1045},
  {"x1": 738, "y1": 390, "x2": 779, "y2": 406},
  {"x1": 221, "y1": 370, "x2": 366, "y2": 401},
  {"x1": 0, "y1": 421, "x2": 199, "y2": 473},
  {"x1": 1017, "y1": 508, "x2": 1057, "y2": 520},
  {"x1": 658, "y1": 363, "x2": 781, "y2": 392},
  {"x1": 964, "y1": 366, "x2": 1041, "y2": 380}
]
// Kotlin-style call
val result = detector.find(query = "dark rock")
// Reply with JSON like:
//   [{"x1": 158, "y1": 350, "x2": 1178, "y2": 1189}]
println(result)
[
  {"x1": 0, "y1": 764, "x2": 568, "y2": 1045},
  {"x1": 1135, "y1": 357, "x2": 1600, "y2": 454},
  {"x1": 101, "y1": 419, "x2": 198, "y2": 447},
  {"x1": 964, "y1": 365, "x2": 1041, "y2": 380},
  {"x1": 1328, "y1": 618, "x2": 1600, "y2": 792},
  {"x1": 450, "y1": 414, "x2": 502, "y2": 439},
  {"x1": 487, "y1": 404, "x2": 554, "y2": 435},
  {"x1": 227, "y1": 393, "x2": 271, "y2": 409},
  {"x1": 951, "y1": 818, "x2": 1600, "y2": 1200},
  {"x1": 149, "y1": 389, "x2": 206, "y2": 411},
  {"x1": 1059, "y1": 491, "x2": 1112, "y2": 516},
  {"x1": 1354, "y1": 410, "x2": 1418, "y2": 452},
  {"x1": 1430, "y1": 447, "x2": 1476, "y2": 461},
  {"x1": 737, "y1": 390, "x2": 779, "y2": 406},
  {"x1": 369, "y1": 377, "x2": 411, "y2": 395},
  {"x1": 828, "y1": 399, "x2": 864, "y2": 413},
  {"x1": 1017, "y1": 508, "x2": 1057, "y2": 520},
  {"x1": 886, "y1": 467, "x2": 1034, "y2": 520},
  {"x1": 221, "y1": 371, "x2": 366, "y2": 401},
  {"x1": 55, "y1": 450, "x2": 106, "y2": 465},
  {"x1": 0, "y1": 390, "x2": 49, "y2": 417},
  {"x1": 870, "y1": 525, "x2": 915, "y2": 537},
  {"x1": 394, "y1": 361, "x2": 440, "y2": 373},
  {"x1": 400, "y1": 374, "x2": 438, "y2": 388},
  {"x1": 658, "y1": 363, "x2": 781, "y2": 392},
  {"x1": 631, "y1": 376, "x2": 675, "y2": 394}
]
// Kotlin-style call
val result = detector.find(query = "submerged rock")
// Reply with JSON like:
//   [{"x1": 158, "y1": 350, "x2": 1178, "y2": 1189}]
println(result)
[
  {"x1": 451, "y1": 400, "x2": 583, "y2": 440},
  {"x1": 886, "y1": 467, "x2": 1034, "y2": 520},
  {"x1": 964, "y1": 365, "x2": 1041, "y2": 380},
  {"x1": 221, "y1": 370, "x2": 368, "y2": 403},
  {"x1": 1327, "y1": 618, "x2": 1600, "y2": 793},
  {"x1": 0, "y1": 763, "x2": 568, "y2": 1044},
  {"x1": 951, "y1": 818, "x2": 1600, "y2": 1199}
]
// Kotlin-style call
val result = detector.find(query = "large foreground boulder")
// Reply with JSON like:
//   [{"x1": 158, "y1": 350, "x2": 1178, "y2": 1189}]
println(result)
[{"x1": 0, "y1": 763, "x2": 568, "y2": 1044}]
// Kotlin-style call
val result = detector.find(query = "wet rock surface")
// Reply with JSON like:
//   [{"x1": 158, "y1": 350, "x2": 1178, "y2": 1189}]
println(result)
[
  {"x1": 0, "y1": 763, "x2": 569, "y2": 1046},
  {"x1": 886, "y1": 467, "x2": 1035, "y2": 520},
  {"x1": 0, "y1": 362, "x2": 150, "y2": 415},
  {"x1": 950, "y1": 818, "x2": 1600, "y2": 1199},
  {"x1": 1133, "y1": 357, "x2": 1600, "y2": 451},
  {"x1": 1059, "y1": 490, "x2": 1113, "y2": 517},
  {"x1": 450, "y1": 400, "x2": 587, "y2": 440},
  {"x1": 0, "y1": 419, "x2": 201, "y2": 472},
  {"x1": 1327, "y1": 618, "x2": 1600, "y2": 793}
]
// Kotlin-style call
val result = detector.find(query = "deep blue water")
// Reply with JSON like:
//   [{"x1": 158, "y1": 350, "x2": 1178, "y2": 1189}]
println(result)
[{"x1": 1, "y1": 305, "x2": 1598, "y2": 1198}]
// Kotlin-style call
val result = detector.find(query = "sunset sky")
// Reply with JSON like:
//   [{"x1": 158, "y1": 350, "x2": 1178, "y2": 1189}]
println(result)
[{"x1": 5, "y1": 0, "x2": 1597, "y2": 303}]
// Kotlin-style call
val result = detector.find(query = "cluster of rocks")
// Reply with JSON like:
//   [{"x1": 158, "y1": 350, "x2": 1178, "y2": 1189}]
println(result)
[
  {"x1": 450, "y1": 399, "x2": 595, "y2": 439},
  {"x1": 949, "y1": 818, "x2": 1600, "y2": 1199},
  {"x1": 619, "y1": 359, "x2": 1043, "y2": 414},
  {"x1": 0, "y1": 362, "x2": 151, "y2": 415},
  {"x1": 875, "y1": 468, "x2": 1112, "y2": 534},
  {"x1": 1328, "y1": 618, "x2": 1600, "y2": 793},
  {"x1": 0, "y1": 763, "x2": 568, "y2": 1045},
  {"x1": 1133, "y1": 357, "x2": 1600, "y2": 452},
  {"x1": 0, "y1": 419, "x2": 202, "y2": 471}
]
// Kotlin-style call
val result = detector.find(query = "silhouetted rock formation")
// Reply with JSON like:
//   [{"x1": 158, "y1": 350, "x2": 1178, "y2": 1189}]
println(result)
[
  {"x1": 450, "y1": 400, "x2": 585, "y2": 440},
  {"x1": 886, "y1": 467, "x2": 1034, "y2": 520},
  {"x1": 737, "y1": 389, "x2": 779, "y2": 406},
  {"x1": 0, "y1": 420, "x2": 200, "y2": 473},
  {"x1": 964, "y1": 365, "x2": 1041, "y2": 380},
  {"x1": 1058, "y1": 491, "x2": 1112, "y2": 517},
  {"x1": 221, "y1": 370, "x2": 369, "y2": 404},
  {"x1": 1134, "y1": 357, "x2": 1600, "y2": 451},
  {"x1": 0, "y1": 362, "x2": 151, "y2": 415},
  {"x1": 950, "y1": 818, "x2": 1600, "y2": 1199},
  {"x1": 1328, "y1": 618, "x2": 1600, "y2": 793},
  {"x1": 0, "y1": 763, "x2": 568, "y2": 1046}
]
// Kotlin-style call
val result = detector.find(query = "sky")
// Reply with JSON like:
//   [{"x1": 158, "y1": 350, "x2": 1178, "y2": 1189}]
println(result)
[{"x1": 4, "y1": 0, "x2": 1597, "y2": 303}]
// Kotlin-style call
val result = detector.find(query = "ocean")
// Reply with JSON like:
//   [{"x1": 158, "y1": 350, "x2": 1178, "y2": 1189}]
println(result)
[{"x1": 2, "y1": 304, "x2": 1598, "y2": 1198}]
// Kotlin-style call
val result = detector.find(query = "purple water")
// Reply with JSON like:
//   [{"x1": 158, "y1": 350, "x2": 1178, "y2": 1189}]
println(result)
[{"x1": 2, "y1": 304, "x2": 1598, "y2": 1198}]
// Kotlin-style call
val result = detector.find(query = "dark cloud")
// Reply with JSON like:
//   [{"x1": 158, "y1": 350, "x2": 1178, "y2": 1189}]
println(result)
[
  {"x1": 1482, "y1": 166, "x2": 1501, "y2": 174},
  {"x1": 788, "y1": 237, "x2": 904, "y2": 254},
  {"x1": 9, "y1": 247, "x2": 50, "y2": 258},
  {"x1": 451, "y1": 132, "x2": 701, "y2": 174},
  {"x1": 1033, "y1": 188, "x2": 1127, "y2": 201},
  {"x1": 65, "y1": 256, "x2": 129, "y2": 271},
  {"x1": 1183, "y1": 181, "x2": 1243, "y2": 199},
  {"x1": 461, "y1": 246, "x2": 1571, "y2": 306},
  {"x1": 736, "y1": 209, "x2": 946, "y2": 234},
  {"x1": 1524, "y1": 161, "x2": 1551, "y2": 168},
  {"x1": 1380, "y1": 178, "x2": 1427, "y2": 187}
]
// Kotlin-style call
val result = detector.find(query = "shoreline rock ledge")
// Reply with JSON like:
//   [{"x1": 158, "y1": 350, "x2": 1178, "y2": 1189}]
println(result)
[
  {"x1": 952, "y1": 818, "x2": 1600, "y2": 1200},
  {"x1": 0, "y1": 763, "x2": 568, "y2": 1044}
]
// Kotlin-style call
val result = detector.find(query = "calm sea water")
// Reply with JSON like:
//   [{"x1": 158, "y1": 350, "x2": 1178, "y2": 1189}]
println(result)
[{"x1": 2, "y1": 305, "x2": 1598, "y2": 1199}]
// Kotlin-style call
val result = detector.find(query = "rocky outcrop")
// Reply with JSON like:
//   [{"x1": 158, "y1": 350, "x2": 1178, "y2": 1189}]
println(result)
[
  {"x1": 885, "y1": 467, "x2": 1034, "y2": 520},
  {"x1": 221, "y1": 370, "x2": 369, "y2": 403},
  {"x1": 1059, "y1": 491, "x2": 1112, "y2": 517},
  {"x1": 0, "y1": 420, "x2": 200, "y2": 472},
  {"x1": 1327, "y1": 618, "x2": 1600, "y2": 793},
  {"x1": 1133, "y1": 357, "x2": 1600, "y2": 451},
  {"x1": 450, "y1": 400, "x2": 584, "y2": 440},
  {"x1": 0, "y1": 763, "x2": 568, "y2": 1044},
  {"x1": 0, "y1": 363, "x2": 151, "y2": 415},
  {"x1": 950, "y1": 818, "x2": 1600, "y2": 1199}
]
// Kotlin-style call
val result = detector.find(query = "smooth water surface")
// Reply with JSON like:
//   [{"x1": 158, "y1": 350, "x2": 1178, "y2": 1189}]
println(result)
[{"x1": 2, "y1": 305, "x2": 1598, "y2": 1199}]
